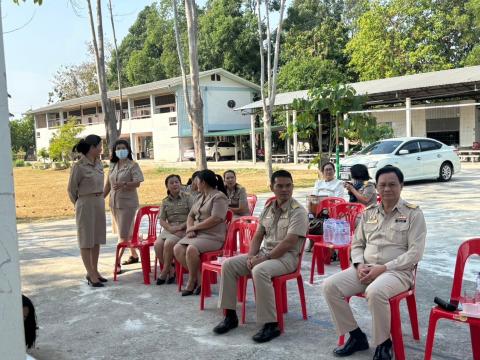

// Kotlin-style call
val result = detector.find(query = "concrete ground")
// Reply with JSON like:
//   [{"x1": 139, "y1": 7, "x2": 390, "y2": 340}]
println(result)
[{"x1": 19, "y1": 164, "x2": 480, "y2": 360}]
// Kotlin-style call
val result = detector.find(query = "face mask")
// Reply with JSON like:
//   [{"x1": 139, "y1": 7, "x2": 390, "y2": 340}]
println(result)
[{"x1": 115, "y1": 149, "x2": 129, "y2": 159}]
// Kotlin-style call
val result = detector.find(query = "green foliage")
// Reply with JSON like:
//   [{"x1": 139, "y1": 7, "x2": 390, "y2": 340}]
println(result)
[
  {"x1": 38, "y1": 148, "x2": 49, "y2": 162},
  {"x1": 14, "y1": 159, "x2": 25, "y2": 167},
  {"x1": 13, "y1": 0, "x2": 42, "y2": 4},
  {"x1": 343, "y1": 114, "x2": 394, "y2": 144},
  {"x1": 346, "y1": 0, "x2": 480, "y2": 80},
  {"x1": 48, "y1": 118, "x2": 84, "y2": 162},
  {"x1": 9, "y1": 114, "x2": 35, "y2": 154}
]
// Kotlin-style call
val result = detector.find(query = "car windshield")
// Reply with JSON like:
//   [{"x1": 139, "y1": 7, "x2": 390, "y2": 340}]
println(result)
[
  {"x1": 359, "y1": 140, "x2": 402, "y2": 155},
  {"x1": 205, "y1": 142, "x2": 215, "y2": 147}
]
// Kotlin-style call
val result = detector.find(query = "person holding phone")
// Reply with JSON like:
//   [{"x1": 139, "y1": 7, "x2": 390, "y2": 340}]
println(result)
[{"x1": 344, "y1": 164, "x2": 376, "y2": 207}]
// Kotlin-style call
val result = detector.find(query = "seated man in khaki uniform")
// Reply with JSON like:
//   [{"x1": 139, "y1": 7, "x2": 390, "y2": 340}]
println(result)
[
  {"x1": 323, "y1": 166, "x2": 427, "y2": 360},
  {"x1": 213, "y1": 170, "x2": 308, "y2": 343}
]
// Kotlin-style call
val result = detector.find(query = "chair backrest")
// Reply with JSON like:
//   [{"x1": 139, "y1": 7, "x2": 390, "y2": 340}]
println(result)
[
  {"x1": 333, "y1": 203, "x2": 365, "y2": 234},
  {"x1": 223, "y1": 216, "x2": 259, "y2": 256},
  {"x1": 247, "y1": 194, "x2": 258, "y2": 215},
  {"x1": 450, "y1": 238, "x2": 480, "y2": 303},
  {"x1": 316, "y1": 197, "x2": 346, "y2": 218},
  {"x1": 131, "y1": 206, "x2": 160, "y2": 244},
  {"x1": 377, "y1": 194, "x2": 382, "y2": 204}
]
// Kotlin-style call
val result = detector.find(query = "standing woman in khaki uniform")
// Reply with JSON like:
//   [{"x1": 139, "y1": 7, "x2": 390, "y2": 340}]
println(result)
[
  {"x1": 223, "y1": 170, "x2": 249, "y2": 218},
  {"x1": 67, "y1": 135, "x2": 106, "y2": 288},
  {"x1": 174, "y1": 170, "x2": 228, "y2": 296},
  {"x1": 155, "y1": 174, "x2": 194, "y2": 285},
  {"x1": 103, "y1": 139, "x2": 144, "y2": 274}
]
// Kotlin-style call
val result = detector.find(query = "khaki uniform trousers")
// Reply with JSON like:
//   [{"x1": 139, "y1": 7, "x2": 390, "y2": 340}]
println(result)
[
  {"x1": 323, "y1": 267, "x2": 412, "y2": 346},
  {"x1": 218, "y1": 253, "x2": 297, "y2": 324}
]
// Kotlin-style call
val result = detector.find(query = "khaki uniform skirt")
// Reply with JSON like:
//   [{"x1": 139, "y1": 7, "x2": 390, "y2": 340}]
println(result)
[
  {"x1": 111, "y1": 207, "x2": 137, "y2": 239},
  {"x1": 75, "y1": 194, "x2": 106, "y2": 248},
  {"x1": 160, "y1": 229, "x2": 185, "y2": 244}
]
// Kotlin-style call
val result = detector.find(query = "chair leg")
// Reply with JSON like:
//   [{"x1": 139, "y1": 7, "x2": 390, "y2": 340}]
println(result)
[
  {"x1": 113, "y1": 245, "x2": 121, "y2": 281},
  {"x1": 310, "y1": 248, "x2": 316, "y2": 284},
  {"x1": 241, "y1": 277, "x2": 248, "y2": 324},
  {"x1": 406, "y1": 294, "x2": 420, "y2": 340},
  {"x1": 273, "y1": 280, "x2": 285, "y2": 333},
  {"x1": 282, "y1": 282, "x2": 288, "y2": 313},
  {"x1": 139, "y1": 246, "x2": 151, "y2": 285},
  {"x1": 204, "y1": 269, "x2": 212, "y2": 298},
  {"x1": 390, "y1": 299, "x2": 406, "y2": 360},
  {"x1": 423, "y1": 310, "x2": 439, "y2": 360},
  {"x1": 338, "y1": 248, "x2": 350, "y2": 270},
  {"x1": 210, "y1": 271, "x2": 217, "y2": 284},
  {"x1": 297, "y1": 275, "x2": 307, "y2": 320},
  {"x1": 470, "y1": 324, "x2": 480, "y2": 360},
  {"x1": 323, "y1": 247, "x2": 331, "y2": 265},
  {"x1": 338, "y1": 334, "x2": 345, "y2": 346},
  {"x1": 200, "y1": 267, "x2": 207, "y2": 310},
  {"x1": 317, "y1": 246, "x2": 325, "y2": 275}
]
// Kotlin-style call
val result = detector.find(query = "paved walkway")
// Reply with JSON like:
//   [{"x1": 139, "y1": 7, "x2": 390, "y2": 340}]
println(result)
[{"x1": 19, "y1": 166, "x2": 480, "y2": 360}]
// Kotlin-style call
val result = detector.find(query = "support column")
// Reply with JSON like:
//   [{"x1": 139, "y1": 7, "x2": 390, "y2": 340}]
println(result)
[
  {"x1": 293, "y1": 110, "x2": 298, "y2": 164},
  {"x1": 150, "y1": 94, "x2": 155, "y2": 116},
  {"x1": 234, "y1": 136, "x2": 238, "y2": 162},
  {"x1": 344, "y1": 138, "x2": 350, "y2": 154},
  {"x1": 127, "y1": 98, "x2": 134, "y2": 155},
  {"x1": 406, "y1": 97, "x2": 412, "y2": 137},
  {"x1": 250, "y1": 114, "x2": 256, "y2": 165},
  {"x1": 286, "y1": 110, "x2": 291, "y2": 157},
  {"x1": 0, "y1": 3, "x2": 26, "y2": 357}
]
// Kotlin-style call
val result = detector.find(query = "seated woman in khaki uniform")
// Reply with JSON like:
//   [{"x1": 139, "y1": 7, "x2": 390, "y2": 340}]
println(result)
[
  {"x1": 223, "y1": 170, "x2": 250, "y2": 218},
  {"x1": 155, "y1": 174, "x2": 194, "y2": 285},
  {"x1": 344, "y1": 164, "x2": 377, "y2": 207},
  {"x1": 67, "y1": 135, "x2": 106, "y2": 288},
  {"x1": 174, "y1": 170, "x2": 228, "y2": 296},
  {"x1": 184, "y1": 171, "x2": 201, "y2": 202},
  {"x1": 103, "y1": 139, "x2": 144, "y2": 274}
]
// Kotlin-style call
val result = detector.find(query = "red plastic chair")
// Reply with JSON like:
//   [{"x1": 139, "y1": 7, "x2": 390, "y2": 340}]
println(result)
[
  {"x1": 315, "y1": 197, "x2": 346, "y2": 218},
  {"x1": 424, "y1": 238, "x2": 480, "y2": 360},
  {"x1": 247, "y1": 194, "x2": 257, "y2": 215},
  {"x1": 177, "y1": 210, "x2": 233, "y2": 291},
  {"x1": 200, "y1": 216, "x2": 259, "y2": 310},
  {"x1": 310, "y1": 203, "x2": 365, "y2": 283},
  {"x1": 338, "y1": 266, "x2": 420, "y2": 360},
  {"x1": 113, "y1": 206, "x2": 160, "y2": 285},
  {"x1": 241, "y1": 240, "x2": 308, "y2": 331}
]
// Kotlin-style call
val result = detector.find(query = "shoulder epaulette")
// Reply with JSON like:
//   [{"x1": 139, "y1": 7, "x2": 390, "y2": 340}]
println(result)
[
  {"x1": 405, "y1": 203, "x2": 418, "y2": 209},
  {"x1": 365, "y1": 203, "x2": 377, "y2": 210}
]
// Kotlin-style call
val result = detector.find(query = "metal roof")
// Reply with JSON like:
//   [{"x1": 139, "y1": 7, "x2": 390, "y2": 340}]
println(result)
[
  {"x1": 176, "y1": 125, "x2": 285, "y2": 138},
  {"x1": 29, "y1": 68, "x2": 260, "y2": 114},
  {"x1": 237, "y1": 65, "x2": 480, "y2": 111}
]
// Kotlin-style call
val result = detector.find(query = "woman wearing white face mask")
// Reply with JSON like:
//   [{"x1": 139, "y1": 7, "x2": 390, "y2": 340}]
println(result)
[{"x1": 104, "y1": 139, "x2": 144, "y2": 273}]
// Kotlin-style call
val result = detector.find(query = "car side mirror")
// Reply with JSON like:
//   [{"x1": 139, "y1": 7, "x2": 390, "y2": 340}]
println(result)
[{"x1": 398, "y1": 149, "x2": 409, "y2": 155}]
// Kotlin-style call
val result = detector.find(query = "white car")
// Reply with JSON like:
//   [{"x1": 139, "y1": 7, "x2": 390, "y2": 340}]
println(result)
[
  {"x1": 183, "y1": 141, "x2": 238, "y2": 161},
  {"x1": 340, "y1": 137, "x2": 461, "y2": 182}
]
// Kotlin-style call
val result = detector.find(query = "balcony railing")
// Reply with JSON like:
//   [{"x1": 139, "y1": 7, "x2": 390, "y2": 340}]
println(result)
[
  {"x1": 154, "y1": 104, "x2": 176, "y2": 114},
  {"x1": 131, "y1": 105, "x2": 151, "y2": 119},
  {"x1": 47, "y1": 118, "x2": 62, "y2": 128}
]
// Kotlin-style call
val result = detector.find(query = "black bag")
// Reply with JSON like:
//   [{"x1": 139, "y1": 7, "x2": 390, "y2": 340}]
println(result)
[{"x1": 308, "y1": 208, "x2": 329, "y2": 235}]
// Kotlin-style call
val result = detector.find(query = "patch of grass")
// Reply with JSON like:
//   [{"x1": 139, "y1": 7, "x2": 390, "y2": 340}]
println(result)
[{"x1": 13, "y1": 166, "x2": 317, "y2": 222}]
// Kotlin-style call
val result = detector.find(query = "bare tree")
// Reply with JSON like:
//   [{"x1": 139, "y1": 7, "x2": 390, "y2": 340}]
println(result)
[
  {"x1": 256, "y1": 0, "x2": 286, "y2": 181},
  {"x1": 107, "y1": 0, "x2": 124, "y2": 135},
  {"x1": 86, "y1": 0, "x2": 118, "y2": 148},
  {"x1": 173, "y1": 0, "x2": 207, "y2": 169}
]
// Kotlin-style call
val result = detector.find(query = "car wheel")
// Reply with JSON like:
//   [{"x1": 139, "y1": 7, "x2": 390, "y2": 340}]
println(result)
[
  {"x1": 438, "y1": 162, "x2": 453, "y2": 182},
  {"x1": 214, "y1": 152, "x2": 221, "y2": 161}
]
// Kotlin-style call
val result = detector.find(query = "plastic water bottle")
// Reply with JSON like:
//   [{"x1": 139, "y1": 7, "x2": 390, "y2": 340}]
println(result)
[
  {"x1": 334, "y1": 220, "x2": 350, "y2": 245},
  {"x1": 324, "y1": 219, "x2": 334, "y2": 243},
  {"x1": 475, "y1": 272, "x2": 480, "y2": 302}
]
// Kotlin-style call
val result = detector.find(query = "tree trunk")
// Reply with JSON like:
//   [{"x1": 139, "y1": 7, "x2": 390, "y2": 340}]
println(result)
[
  {"x1": 173, "y1": 0, "x2": 206, "y2": 170},
  {"x1": 108, "y1": 0, "x2": 124, "y2": 136},
  {"x1": 87, "y1": 0, "x2": 117, "y2": 150}
]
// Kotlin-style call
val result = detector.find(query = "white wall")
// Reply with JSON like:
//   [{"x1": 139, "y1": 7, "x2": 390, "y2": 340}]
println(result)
[
  {"x1": 460, "y1": 100, "x2": 476, "y2": 147},
  {"x1": 151, "y1": 113, "x2": 180, "y2": 161}
]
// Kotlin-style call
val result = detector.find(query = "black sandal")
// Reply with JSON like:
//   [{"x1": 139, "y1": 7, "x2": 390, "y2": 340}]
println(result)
[{"x1": 122, "y1": 256, "x2": 139, "y2": 265}]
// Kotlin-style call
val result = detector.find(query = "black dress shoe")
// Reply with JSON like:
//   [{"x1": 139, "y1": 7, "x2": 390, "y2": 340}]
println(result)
[
  {"x1": 252, "y1": 322, "x2": 281, "y2": 343},
  {"x1": 193, "y1": 285, "x2": 201, "y2": 295},
  {"x1": 85, "y1": 276, "x2": 104, "y2": 288},
  {"x1": 333, "y1": 333, "x2": 369, "y2": 357},
  {"x1": 181, "y1": 289, "x2": 194, "y2": 296},
  {"x1": 373, "y1": 343, "x2": 392, "y2": 360},
  {"x1": 213, "y1": 315, "x2": 239, "y2": 334},
  {"x1": 167, "y1": 274, "x2": 176, "y2": 284},
  {"x1": 98, "y1": 276, "x2": 108, "y2": 283},
  {"x1": 156, "y1": 277, "x2": 166, "y2": 285},
  {"x1": 122, "y1": 256, "x2": 139, "y2": 265}
]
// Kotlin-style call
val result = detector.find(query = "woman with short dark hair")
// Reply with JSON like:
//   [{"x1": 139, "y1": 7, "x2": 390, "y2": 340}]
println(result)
[
  {"x1": 344, "y1": 164, "x2": 376, "y2": 206},
  {"x1": 104, "y1": 139, "x2": 144, "y2": 274},
  {"x1": 174, "y1": 170, "x2": 228, "y2": 296},
  {"x1": 67, "y1": 135, "x2": 107, "y2": 287}
]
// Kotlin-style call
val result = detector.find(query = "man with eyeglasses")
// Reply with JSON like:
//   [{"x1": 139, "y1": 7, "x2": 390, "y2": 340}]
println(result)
[{"x1": 323, "y1": 165, "x2": 427, "y2": 360}]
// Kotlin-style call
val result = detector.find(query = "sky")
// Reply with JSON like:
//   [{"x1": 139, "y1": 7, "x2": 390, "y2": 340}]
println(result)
[{"x1": 3, "y1": 0, "x2": 283, "y2": 119}]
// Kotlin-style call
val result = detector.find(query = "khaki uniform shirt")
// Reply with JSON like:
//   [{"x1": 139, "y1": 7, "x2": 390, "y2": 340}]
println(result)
[
  {"x1": 259, "y1": 197, "x2": 309, "y2": 255},
  {"x1": 108, "y1": 160, "x2": 144, "y2": 209},
  {"x1": 160, "y1": 191, "x2": 194, "y2": 225},
  {"x1": 351, "y1": 181, "x2": 376, "y2": 207},
  {"x1": 351, "y1": 198, "x2": 427, "y2": 272},
  {"x1": 67, "y1": 155, "x2": 104, "y2": 204},
  {"x1": 226, "y1": 185, "x2": 249, "y2": 216}
]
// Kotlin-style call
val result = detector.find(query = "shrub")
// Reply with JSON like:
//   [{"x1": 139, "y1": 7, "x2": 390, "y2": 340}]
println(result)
[{"x1": 15, "y1": 159, "x2": 25, "y2": 167}]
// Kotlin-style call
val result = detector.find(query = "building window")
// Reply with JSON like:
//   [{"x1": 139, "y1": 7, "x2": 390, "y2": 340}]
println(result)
[
  {"x1": 36, "y1": 132, "x2": 40, "y2": 138},
  {"x1": 211, "y1": 74, "x2": 216, "y2": 81},
  {"x1": 169, "y1": 117, "x2": 177, "y2": 126},
  {"x1": 227, "y1": 100, "x2": 236, "y2": 109},
  {"x1": 88, "y1": 117, "x2": 93, "y2": 125},
  {"x1": 210, "y1": 74, "x2": 221, "y2": 81},
  {"x1": 216, "y1": 74, "x2": 221, "y2": 81}
]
